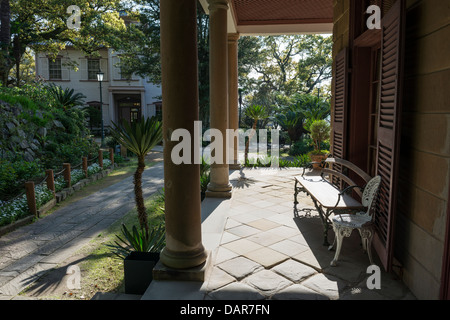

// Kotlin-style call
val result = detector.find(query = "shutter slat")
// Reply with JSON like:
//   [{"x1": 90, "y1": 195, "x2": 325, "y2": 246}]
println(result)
[
  {"x1": 331, "y1": 49, "x2": 349, "y2": 189},
  {"x1": 373, "y1": 0, "x2": 405, "y2": 272}
]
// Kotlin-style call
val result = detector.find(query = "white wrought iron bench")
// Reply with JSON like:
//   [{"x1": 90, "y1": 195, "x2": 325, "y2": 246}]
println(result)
[{"x1": 294, "y1": 157, "x2": 373, "y2": 248}]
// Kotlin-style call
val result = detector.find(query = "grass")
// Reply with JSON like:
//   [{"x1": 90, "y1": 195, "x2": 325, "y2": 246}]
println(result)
[{"x1": 75, "y1": 191, "x2": 165, "y2": 299}]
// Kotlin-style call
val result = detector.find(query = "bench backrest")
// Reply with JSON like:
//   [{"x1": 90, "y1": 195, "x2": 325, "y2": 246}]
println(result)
[
  {"x1": 321, "y1": 157, "x2": 372, "y2": 197},
  {"x1": 361, "y1": 176, "x2": 382, "y2": 216}
]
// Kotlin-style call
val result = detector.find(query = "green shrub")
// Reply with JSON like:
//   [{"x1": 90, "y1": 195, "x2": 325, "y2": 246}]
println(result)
[
  {"x1": 289, "y1": 137, "x2": 314, "y2": 156},
  {"x1": 0, "y1": 159, "x2": 44, "y2": 200}
]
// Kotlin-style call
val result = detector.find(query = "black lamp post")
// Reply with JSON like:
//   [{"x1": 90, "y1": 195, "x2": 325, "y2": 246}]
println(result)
[{"x1": 97, "y1": 71, "x2": 105, "y2": 147}]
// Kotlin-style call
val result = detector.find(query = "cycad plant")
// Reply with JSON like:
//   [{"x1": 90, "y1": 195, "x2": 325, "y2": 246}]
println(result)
[
  {"x1": 244, "y1": 105, "x2": 269, "y2": 163},
  {"x1": 110, "y1": 117, "x2": 163, "y2": 239},
  {"x1": 47, "y1": 84, "x2": 86, "y2": 110}
]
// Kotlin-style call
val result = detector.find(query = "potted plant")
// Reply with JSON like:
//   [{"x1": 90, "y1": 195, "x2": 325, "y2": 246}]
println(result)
[
  {"x1": 108, "y1": 223, "x2": 165, "y2": 295},
  {"x1": 308, "y1": 119, "x2": 330, "y2": 169},
  {"x1": 108, "y1": 117, "x2": 164, "y2": 294}
]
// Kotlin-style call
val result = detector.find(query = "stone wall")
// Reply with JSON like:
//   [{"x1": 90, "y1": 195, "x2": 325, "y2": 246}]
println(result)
[
  {"x1": 0, "y1": 100, "x2": 54, "y2": 162},
  {"x1": 396, "y1": 0, "x2": 450, "y2": 300}
]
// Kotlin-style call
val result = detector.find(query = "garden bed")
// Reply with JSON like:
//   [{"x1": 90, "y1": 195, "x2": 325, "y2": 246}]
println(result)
[{"x1": 0, "y1": 162, "x2": 117, "y2": 234}]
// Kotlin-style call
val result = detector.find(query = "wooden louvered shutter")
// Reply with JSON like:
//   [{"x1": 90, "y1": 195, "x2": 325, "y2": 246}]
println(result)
[
  {"x1": 373, "y1": 0, "x2": 405, "y2": 272},
  {"x1": 331, "y1": 48, "x2": 349, "y2": 187}
]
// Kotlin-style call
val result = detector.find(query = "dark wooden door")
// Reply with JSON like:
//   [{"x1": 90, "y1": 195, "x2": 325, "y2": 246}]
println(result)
[
  {"x1": 331, "y1": 48, "x2": 349, "y2": 188},
  {"x1": 372, "y1": 0, "x2": 405, "y2": 272}
]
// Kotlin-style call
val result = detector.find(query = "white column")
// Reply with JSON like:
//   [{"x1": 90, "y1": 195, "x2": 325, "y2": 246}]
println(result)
[
  {"x1": 206, "y1": 0, "x2": 232, "y2": 198},
  {"x1": 228, "y1": 33, "x2": 240, "y2": 169}
]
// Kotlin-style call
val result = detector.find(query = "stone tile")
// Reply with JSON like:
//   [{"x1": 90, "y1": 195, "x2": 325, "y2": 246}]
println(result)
[
  {"x1": 246, "y1": 208, "x2": 278, "y2": 218},
  {"x1": 229, "y1": 213, "x2": 260, "y2": 224},
  {"x1": 217, "y1": 257, "x2": 263, "y2": 280},
  {"x1": 322, "y1": 259, "x2": 370, "y2": 284},
  {"x1": 244, "y1": 270, "x2": 293, "y2": 297},
  {"x1": 252, "y1": 200, "x2": 278, "y2": 209},
  {"x1": 246, "y1": 219, "x2": 281, "y2": 231},
  {"x1": 301, "y1": 273, "x2": 350, "y2": 300},
  {"x1": 213, "y1": 247, "x2": 239, "y2": 265},
  {"x1": 205, "y1": 267, "x2": 236, "y2": 291},
  {"x1": 227, "y1": 225, "x2": 260, "y2": 238},
  {"x1": 222, "y1": 238, "x2": 263, "y2": 255},
  {"x1": 268, "y1": 225, "x2": 300, "y2": 239},
  {"x1": 247, "y1": 230, "x2": 285, "y2": 247},
  {"x1": 266, "y1": 214, "x2": 298, "y2": 228},
  {"x1": 244, "y1": 247, "x2": 289, "y2": 268},
  {"x1": 268, "y1": 239, "x2": 309, "y2": 257},
  {"x1": 271, "y1": 259, "x2": 317, "y2": 283},
  {"x1": 142, "y1": 280, "x2": 205, "y2": 300},
  {"x1": 292, "y1": 248, "x2": 334, "y2": 271},
  {"x1": 207, "y1": 282, "x2": 265, "y2": 300},
  {"x1": 271, "y1": 284, "x2": 329, "y2": 300},
  {"x1": 224, "y1": 218, "x2": 241, "y2": 230},
  {"x1": 220, "y1": 231, "x2": 240, "y2": 244}
]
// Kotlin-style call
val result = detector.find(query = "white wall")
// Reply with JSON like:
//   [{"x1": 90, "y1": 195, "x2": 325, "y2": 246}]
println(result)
[{"x1": 35, "y1": 47, "x2": 162, "y2": 126}]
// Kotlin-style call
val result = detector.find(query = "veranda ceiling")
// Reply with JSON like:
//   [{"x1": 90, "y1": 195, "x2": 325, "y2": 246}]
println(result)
[{"x1": 199, "y1": 0, "x2": 333, "y2": 35}]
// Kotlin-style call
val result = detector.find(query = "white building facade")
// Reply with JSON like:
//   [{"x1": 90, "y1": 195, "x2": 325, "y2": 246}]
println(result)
[{"x1": 35, "y1": 46, "x2": 162, "y2": 130}]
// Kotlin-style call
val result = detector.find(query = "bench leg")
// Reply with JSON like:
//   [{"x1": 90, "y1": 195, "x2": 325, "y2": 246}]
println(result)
[
  {"x1": 311, "y1": 200, "x2": 331, "y2": 247},
  {"x1": 330, "y1": 225, "x2": 353, "y2": 267}
]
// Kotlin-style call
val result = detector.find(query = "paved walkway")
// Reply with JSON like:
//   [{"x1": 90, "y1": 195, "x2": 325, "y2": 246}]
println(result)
[
  {"x1": 143, "y1": 167, "x2": 417, "y2": 300},
  {"x1": 0, "y1": 153, "x2": 417, "y2": 301},
  {"x1": 0, "y1": 160, "x2": 164, "y2": 299}
]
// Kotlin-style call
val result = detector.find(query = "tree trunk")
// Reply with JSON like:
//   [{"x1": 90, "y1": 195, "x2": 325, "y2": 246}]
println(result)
[
  {"x1": 244, "y1": 120, "x2": 258, "y2": 164},
  {"x1": 0, "y1": 0, "x2": 11, "y2": 87},
  {"x1": 134, "y1": 155, "x2": 148, "y2": 238}
]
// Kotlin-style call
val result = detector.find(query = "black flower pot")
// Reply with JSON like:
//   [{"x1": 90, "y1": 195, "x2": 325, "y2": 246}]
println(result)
[{"x1": 124, "y1": 251, "x2": 160, "y2": 295}]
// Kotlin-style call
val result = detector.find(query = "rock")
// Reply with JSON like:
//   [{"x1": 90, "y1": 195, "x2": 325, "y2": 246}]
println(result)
[
  {"x1": 17, "y1": 129, "x2": 26, "y2": 139},
  {"x1": 19, "y1": 140, "x2": 30, "y2": 149},
  {"x1": 35, "y1": 111, "x2": 43, "y2": 119},
  {"x1": 30, "y1": 143, "x2": 39, "y2": 151},
  {"x1": 53, "y1": 120, "x2": 65, "y2": 129},
  {"x1": 24, "y1": 150, "x2": 35, "y2": 162},
  {"x1": 5, "y1": 122, "x2": 15, "y2": 131},
  {"x1": 37, "y1": 127, "x2": 47, "y2": 137}
]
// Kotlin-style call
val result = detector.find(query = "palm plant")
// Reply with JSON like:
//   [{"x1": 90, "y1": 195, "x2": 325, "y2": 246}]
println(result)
[
  {"x1": 108, "y1": 224, "x2": 166, "y2": 260},
  {"x1": 110, "y1": 117, "x2": 163, "y2": 239},
  {"x1": 244, "y1": 105, "x2": 269, "y2": 163},
  {"x1": 47, "y1": 84, "x2": 86, "y2": 110}
]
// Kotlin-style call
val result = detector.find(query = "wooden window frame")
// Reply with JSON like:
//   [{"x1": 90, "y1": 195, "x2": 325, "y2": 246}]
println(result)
[{"x1": 48, "y1": 58, "x2": 62, "y2": 80}]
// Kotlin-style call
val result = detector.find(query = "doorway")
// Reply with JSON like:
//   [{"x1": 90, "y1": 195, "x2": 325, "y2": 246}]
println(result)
[{"x1": 117, "y1": 95, "x2": 142, "y2": 125}]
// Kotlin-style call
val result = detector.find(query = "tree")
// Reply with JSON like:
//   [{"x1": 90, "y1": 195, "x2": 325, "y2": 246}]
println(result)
[
  {"x1": 240, "y1": 35, "x2": 333, "y2": 113},
  {"x1": 1, "y1": 0, "x2": 129, "y2": 86},
  {"x1": 244, "y1": 105, "x2": 269, "y2": 163},
  {"x1": 309, "y1": 120, "x2": 330, "y2": 155},
  {"x1": 0, "y1": 0, "x2": 11, "y2": 86},
  {"x1": 47, "y1": 84, "x2": 86, "y2": 110},
  {"x1": 110, "y1": 117, "x2": 163, "y2": 239}
]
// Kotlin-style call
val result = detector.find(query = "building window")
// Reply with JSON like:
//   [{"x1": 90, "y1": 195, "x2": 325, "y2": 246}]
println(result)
[
  {"x1": 49, "y1": 58, "x2": 62, "y2": 80},
  {"x1": 88, "y1": 59, "x2": 100, "y2": 80},
  {"x1": 120, "y1": 65, "x2": 132, "y2": 80}
]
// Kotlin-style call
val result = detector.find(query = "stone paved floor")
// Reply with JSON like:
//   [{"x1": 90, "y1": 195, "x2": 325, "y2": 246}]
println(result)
[{"x1": 144, "y1": 167, "x2": 417, "y2": 300}]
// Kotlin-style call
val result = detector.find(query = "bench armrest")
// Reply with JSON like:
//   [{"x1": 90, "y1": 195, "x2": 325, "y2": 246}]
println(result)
[{"x1": 333, "y1": 185, "x2": 364, "y2": 209}]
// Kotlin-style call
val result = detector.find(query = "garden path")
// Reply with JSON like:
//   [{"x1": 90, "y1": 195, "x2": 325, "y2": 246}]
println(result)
[{"x1": 0, "y1": 151, "x2": 164, "y2": 299}]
